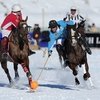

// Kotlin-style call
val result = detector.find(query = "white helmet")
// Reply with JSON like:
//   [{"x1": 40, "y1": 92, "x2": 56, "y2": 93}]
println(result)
[
  {"x1": 12, "y1": 4, "x2": 21, "y2": 12},
  {"x1": 70, "y1": 6, "x2": 77, "y2": 11}
]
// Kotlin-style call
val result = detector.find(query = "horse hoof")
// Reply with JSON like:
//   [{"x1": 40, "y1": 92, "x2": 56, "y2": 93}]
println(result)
[
  {"x1": 9, "y1": 80, "x2": 15, "y2": 87},
  {"x1": 83, "y1": 74, "x2": 88, "y2": 80},
  {"x1": 75, "y1": 81, "x2": 80, "y2": 85},
  {"x1": 83, "y1": 73, "x2": 90, "y2": 80},
  {"x1": 14, "y1": 76, "x2": 20, "y2": 82}
]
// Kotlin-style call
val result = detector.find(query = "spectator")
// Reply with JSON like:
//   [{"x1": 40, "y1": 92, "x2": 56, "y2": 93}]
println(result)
[
  {"x1": 90, "y1": 23, "x2": 97, "y2": 33},
  {"x1": 32, "y1": 24, "x2": 41, "y2": 49}
]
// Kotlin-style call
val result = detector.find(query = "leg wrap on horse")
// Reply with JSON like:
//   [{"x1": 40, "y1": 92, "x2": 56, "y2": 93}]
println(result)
[
  {"x1": 21, "y1": 63, "x2": 32, "y2": 86},
  {"x1": 21, "y1": 63, "x2": 32, "y2": 79},
  {"x1": 21, "y1": 63, "x2": 29, "y2": 73}
]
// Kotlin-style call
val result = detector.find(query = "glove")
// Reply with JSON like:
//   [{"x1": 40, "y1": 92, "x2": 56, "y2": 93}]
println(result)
[{"x1": 48, "y1": 50, "x2": 52, "y2": 57}]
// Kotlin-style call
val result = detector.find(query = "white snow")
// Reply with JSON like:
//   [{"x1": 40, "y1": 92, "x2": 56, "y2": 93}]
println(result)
[{"x1": 0, "y1": 48, "x2": 100, "y2": 100}]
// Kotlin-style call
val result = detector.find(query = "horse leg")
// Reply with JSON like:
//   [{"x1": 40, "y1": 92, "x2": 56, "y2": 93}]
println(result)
[
  {"x1": 60, "y1": 46, "x2": 69, "y2": 67},
  {"x1": 58, "y1": 54, "x2": 63, "y2": 67},
  {"x1": 82, "y1": 61, "x2": 93, "y2": 86},
  {"x1": 1, "y1": 61, "x2": 13, "y2": 85},
  {"x1": 70, "y1": 64, "x2": 80, "y2": 85},
  {"x1": 21, "y1": 59, "x2": 32, "y2": 87},
  {"x1": 62, "y1": 52, "x2": 69, "y2": 67},
  {"x1": 14, "y1": 63, "x2": 19, "y2": 80},
  {"x1": 83, "y1": 61, "x2": 90, "y2": 80},
  {"x1": 56, "y1": 44, "x2": 68, "y2": 67},
  {"x1": 56, "y1": 45, "x2": 63, "y2": 66}
]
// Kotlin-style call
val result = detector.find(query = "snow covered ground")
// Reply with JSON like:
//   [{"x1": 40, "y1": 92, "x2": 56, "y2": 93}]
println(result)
[{"x1": 0, "y1": 48, "x2": 100, "y2": 100}]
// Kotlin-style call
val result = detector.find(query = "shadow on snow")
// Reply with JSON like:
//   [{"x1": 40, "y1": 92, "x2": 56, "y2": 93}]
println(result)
[{"x1": 39, "y1": 83, "x2": 79, "y2": 91}]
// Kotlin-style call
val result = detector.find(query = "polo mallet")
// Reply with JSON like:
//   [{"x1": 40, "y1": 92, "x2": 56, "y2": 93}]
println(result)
[{"x1": 37, "y1": 56, "x2": 50, "y2": 80}]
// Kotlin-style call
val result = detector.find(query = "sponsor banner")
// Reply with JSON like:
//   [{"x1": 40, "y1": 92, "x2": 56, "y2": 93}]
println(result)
[{"x1": 85, "y1": 33, "x2": 100, "y2": 47}]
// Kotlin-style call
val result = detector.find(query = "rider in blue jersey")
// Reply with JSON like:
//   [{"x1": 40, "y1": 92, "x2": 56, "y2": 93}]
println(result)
[
  {"x1": 48, "y1": 20, "x2": 75, "y2": 66},
  {"x1": 48, "y1": 19, "x2": 75, "y2": 53}
]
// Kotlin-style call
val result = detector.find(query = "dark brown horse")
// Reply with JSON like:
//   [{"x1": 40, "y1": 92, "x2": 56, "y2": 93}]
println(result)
[
  {"x1": 56, "y1": 21, "x2": 93, "y2": 86},
  {"x1": 0, "y1": 17, "x2": 34, "y2": 88}
]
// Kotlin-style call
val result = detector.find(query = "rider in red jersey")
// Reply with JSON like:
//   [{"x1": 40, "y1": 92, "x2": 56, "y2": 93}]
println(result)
[{"x1": 1, "y1": 4, "x2": 35, "y2": 56}]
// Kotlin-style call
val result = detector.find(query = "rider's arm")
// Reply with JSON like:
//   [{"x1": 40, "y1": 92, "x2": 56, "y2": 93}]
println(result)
[
  {"x1": 48, "y1": 31, "x2": 57, "y2": 57},
  {"x1": 48, "y1": 31, "x2": 56, "y2": 51},
  {"x1": 11, "y1": 16, "x2": 19, "y2": 28},
  {"x1": 77, "y1": 14, "x2": 86, "y2": 23}
]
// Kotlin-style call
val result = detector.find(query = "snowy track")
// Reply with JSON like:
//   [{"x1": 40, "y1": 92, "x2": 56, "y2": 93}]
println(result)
[{"x1": 0, "y1": 48, "x2": 100, "y2": 100}]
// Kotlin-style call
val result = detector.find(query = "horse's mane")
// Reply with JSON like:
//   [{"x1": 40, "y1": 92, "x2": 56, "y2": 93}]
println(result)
[
  {"x1": 64, "y1": 21, "x2": 85, "y2": 55},
  {"x1": 9, "y1": 19, "x2": 29, "y2": 50},
  {"x1": 64, "y1": 24, "x2": 76, "y2": 54}
]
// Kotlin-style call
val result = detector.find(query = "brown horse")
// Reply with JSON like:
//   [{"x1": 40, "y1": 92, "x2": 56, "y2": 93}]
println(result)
[
  {"x1": 56, "y1": 21, "x2": 93, "y2": 86},
  {"x1": 0, "y1": 17, "x2": 34, "y2": 89}
]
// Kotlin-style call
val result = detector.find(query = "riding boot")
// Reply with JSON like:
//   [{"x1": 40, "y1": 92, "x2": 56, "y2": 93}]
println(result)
[
  {"x1": 1, "y1": 37, "x2": 9, "y2": 58},
  {"x1": 26, "y1": 72, "x2": 32, "y2": 86},
  {"x1": 78, "y1": 36, "x2": 92, "y2": 55}
]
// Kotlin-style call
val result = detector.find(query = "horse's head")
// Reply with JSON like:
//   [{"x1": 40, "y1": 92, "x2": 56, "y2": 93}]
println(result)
[
  {"x1": 9, "y1": 16, "x2": 30, "y2": 50},
  {"x1": 66, "y1": 24, "x2": 78, "y2": 46},
  {"x1": 17, "y1": 17, "x2": 30, "y2": 50},
  {"x1": 67, "y1": 20, "x2": 85, "y2": 46},
  {"x1": 18, "y1": 16, "x2": 29, "y2": 37}
]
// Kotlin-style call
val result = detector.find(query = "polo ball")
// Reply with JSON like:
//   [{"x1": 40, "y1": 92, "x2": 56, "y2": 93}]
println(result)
[{"x1": 30, "y1": 81, "x2": 38, "y2": 90}]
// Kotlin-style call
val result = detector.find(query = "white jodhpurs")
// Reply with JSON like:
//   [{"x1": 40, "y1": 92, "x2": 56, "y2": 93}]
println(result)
[
  {"x1": 56, "y1": 39, "x2": 62, "y2": 45},
  {"x1": 1, "y1": 30, "x2": 11, "y2": 38}
]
